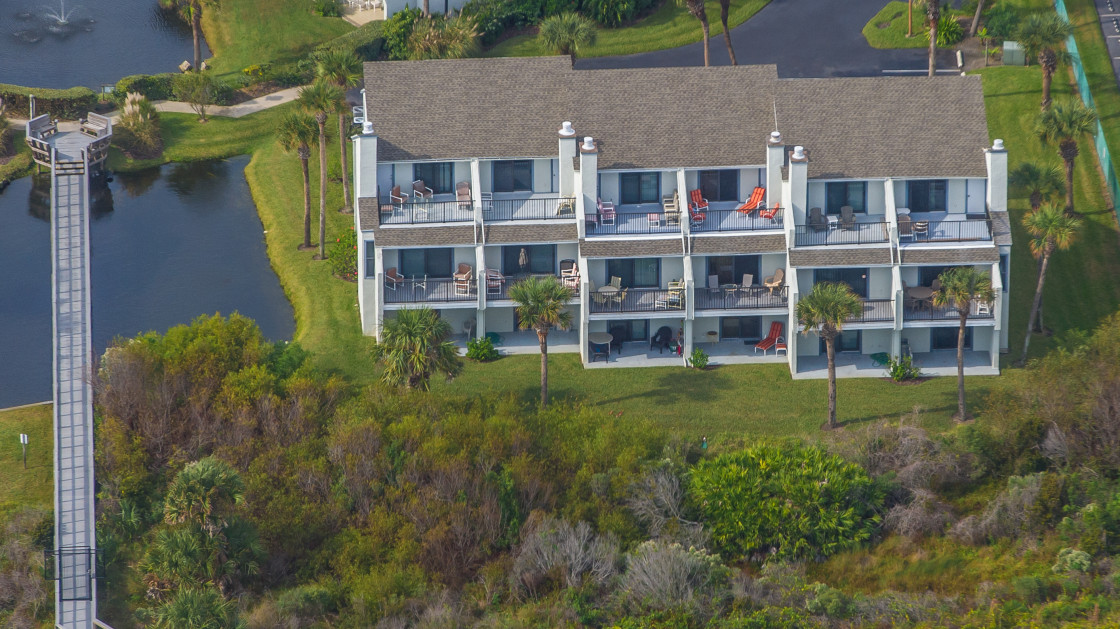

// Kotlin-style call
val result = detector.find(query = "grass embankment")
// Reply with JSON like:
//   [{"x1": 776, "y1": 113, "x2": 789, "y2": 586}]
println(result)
[
  {"x1": 0, "y1": 404, "x2": 52, "y2": 523},
  {"x1": 862, "y1": 1, "x2": 968, "y2": 49},
  {"x1": 0, "y1": 131, "x2": 33, "y2": 183},
  {"x1": 1065, "y1": 0, "x2": 1120, "y2": 202},
  {"x1": 488, "y1": 0, "x2": 769, "y2": 58},
  {"x1": 201, "y1": 0, "x2": 352, "y2": 79}
]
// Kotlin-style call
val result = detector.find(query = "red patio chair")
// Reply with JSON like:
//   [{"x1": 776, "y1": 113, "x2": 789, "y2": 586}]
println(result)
[
  {"x1": 737, "y1": 187, "x2": 766, "y2": 214},
  {"x1": 759, "y1": 203, "x2": 780, "y2": 220},
  {"x1": 688, "y1": 204, "x2": 706, "y2": 227},
  {"x1": 688, "y1": 189, "x2": 709, "y2": 213},
  {"x1": 754, "y1": 321, "x2": 784, "y2": 354}
]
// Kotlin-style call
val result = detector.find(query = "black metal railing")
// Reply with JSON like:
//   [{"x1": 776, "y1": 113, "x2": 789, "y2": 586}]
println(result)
[
  {"x1": 380, "y1": 200, "x2": 473, "y2": 224},
  {"x1": 695, "y1": 286, "x2": 788, "y2": 310},
  {"x1": 485, "y1": 273, "x2": 577, "y2": 300},
  {"x1": 899, "y1": 218, "x2": 992, "y2": 243},
  {"x1": 794, "y1": 222, "x2": 890, "y2": 246},
  {"x1": 585, "y1": 212, "x2": 683, "y2": 236},
  {"x1": 903, "y1": 301, "x2": 995, "y2": 321},
  {"x1": 385, "y1": 277, "x2": 476, "y2": 303},
  {"x1": 690, "y1": 208, "x2": 784, "y2": 233},
  {"x1": 847, "y1": 299, "x2": 895, "y2": 323},
  {"x1": 485, "y1": 196, "x2": 577, "y2": 221},
  {"x1": 588, "y1": 287, "x2": 684, "y2": 313}
]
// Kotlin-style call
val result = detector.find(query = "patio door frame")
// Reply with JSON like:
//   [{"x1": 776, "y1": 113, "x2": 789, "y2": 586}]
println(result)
[{"x1": 821, "y1": 330, "x2": 861, "y2": 354}]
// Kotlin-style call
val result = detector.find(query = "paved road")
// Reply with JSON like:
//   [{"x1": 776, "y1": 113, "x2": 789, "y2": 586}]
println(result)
[{"x1": 577, "y1": 0, "x2": 957, "y2": 77}]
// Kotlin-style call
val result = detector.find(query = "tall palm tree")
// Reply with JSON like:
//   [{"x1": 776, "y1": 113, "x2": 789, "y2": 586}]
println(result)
[
  {"x1": 276, "y1": 113, "x2": 318, "y2": 250},
  {"x1": 1036, "y1": 99, "x2": 1098, "y2": 216},
  {"x1": 509, "y1": 276, "x2": 573, "y2": 407},
  {"x1": 719, "y1": 0, "x2": 737, "y2": 65},
  {"x1": 159, "y1": 0, "x2": 214, "y2": 72},
  {"x1": 969, "y1": 0, "x2": 985, "y2": 36},
  {"x1": 927, "y1": 0, "x2": 940, "y2": 77},
  {"x1": 796, "y1": 282, "x2": 864, "y2": 430},
  {"x1": 933, "y1": 267, "x2": 994, "y2": 421},
  {"x1": 1021, "y1": 204, "x2": 1080, "y2": 362},
  {"x1": 375, "y1": 307, "x2": 462, "y2": 390},
  {"x1": 1017, "y1": 13, "x2": 1072, "y2": 110},
  {"x1": 163, "y1": 457, "x2": 245, "y2": 538},
  {"x1": 678, "y1": 0, "x2": 711, "y2": 67},
  {"x1": 316, "y1": 50, "x2": 363, "y2": 213},
  {"x1": 298, "y1": 80, "x2": 345, "y2": 260},
  {"x1": 1009, "y1": 161, "x2": 1064, "y2": 211}
]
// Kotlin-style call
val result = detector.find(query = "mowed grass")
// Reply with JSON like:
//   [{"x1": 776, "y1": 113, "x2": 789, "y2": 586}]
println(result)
[
  {"x1": 0, "y1": 404, "x2": 52, "y2": 523},
  {"x1": 862, "y1": 1, "x2": 929, "y2": 49},
  {"x1": 201, "y1": 0, "x2": 352, "y2": 79},
  {"x1": 488, "y1": 0, "x2": 769, "y2": 58}
]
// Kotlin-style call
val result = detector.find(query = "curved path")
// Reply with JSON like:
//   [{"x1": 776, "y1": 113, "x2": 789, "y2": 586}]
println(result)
[{"x1": 577, "y1": 0, "x2": 957, "y2": 77}]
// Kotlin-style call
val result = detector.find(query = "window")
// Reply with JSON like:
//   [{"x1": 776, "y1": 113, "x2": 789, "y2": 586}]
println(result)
[
  {"x1": 412, "y1": 162, "x2": 454, "y2": 194},
  {"x1": 825, "y1": 182, "x2": 867, "y2": 214},
  {"x1": 822, "y1": 330, "x2": 861, "y2": 353},
  {"x1": 606, "y1": 258, "x2": 660, "y2": 288},
  {"x1": 365, "y1": 241, "x2": 376, "y2": 278},
  {"x1": 999, "y1": 254, "x2": 1009, "y2": 289},
  {"x1": 620, "y1": 172, "x2": 661, "y2": 204},
  {"x1": 502, "y1": 245, "x2": 555, "y2": 275},
  {"x1": 814, "y1": 268, "x2": 868, "y2": 298},
  {"x1": 399, "y1": 248, "x2": 453, "y2": 278},
  {"x1": 607, "y1": 320, "x2": 649, "y2": 342},
  {"x1": 493, "y1": 160, "x2": 533, "y2": 193},
  {"x1": 908, "y1": 180, "x2": 947, "y2": 212},
  {"x1": 931, "y1": 326, "x2": 970, "y2": 351},
  {"x1": 707, "y1": 255, "x2": 760, "y2": 286},
  {"x1": 919, "y1": 266, "x2": 952, "y2": 287},
  {"x1": 698, "y1": 170, "x2": 740, "y2": 202},
  {"x1": 720, "y1": 316, "x2": 762, "y2": 340}
]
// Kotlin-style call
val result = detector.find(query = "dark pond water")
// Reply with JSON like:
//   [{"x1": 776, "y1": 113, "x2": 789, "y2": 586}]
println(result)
[
  {"x1": 0, "y1": 155, "x2": 295, "y2": 408},
  {"x1": 0, "y1": 0, "x2": 207, "y2": 89}
]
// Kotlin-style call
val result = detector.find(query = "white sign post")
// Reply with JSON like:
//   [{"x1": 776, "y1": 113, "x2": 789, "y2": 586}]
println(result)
[{"x1": 19, "y1": 433, "x2": 28, "y2": 469}]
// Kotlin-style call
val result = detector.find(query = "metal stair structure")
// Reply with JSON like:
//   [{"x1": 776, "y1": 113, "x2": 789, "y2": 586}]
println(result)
[{"x1": 25, "y1": 112, "x2": 112, "y2": 629}]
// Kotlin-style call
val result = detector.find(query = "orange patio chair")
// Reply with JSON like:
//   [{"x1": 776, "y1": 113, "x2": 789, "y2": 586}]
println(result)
[
  {"x1": 754, "y1": 321, "x2": 784, "y2": 354},
  {"x1": 737, "y1": 187, "x2": 766, "y2": 214}
]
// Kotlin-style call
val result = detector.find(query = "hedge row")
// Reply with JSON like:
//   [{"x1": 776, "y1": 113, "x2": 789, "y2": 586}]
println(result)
[
  {"x1": 0, "y1": 84, "x2": 97, "y2": 120},
  {"x1": 112, "y1": 73, "x2": 237, "y2": 106}
]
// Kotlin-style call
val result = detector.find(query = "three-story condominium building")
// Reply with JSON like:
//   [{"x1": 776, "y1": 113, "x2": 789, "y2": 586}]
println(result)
[{"x1": 351, "y1": 57, "x2": 1011, "y2": 378}]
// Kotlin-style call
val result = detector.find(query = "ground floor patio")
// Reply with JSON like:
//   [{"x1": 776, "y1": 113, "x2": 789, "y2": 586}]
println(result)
[{"x1": 794, "y1": 350, "x2": 998, "y2": 379}]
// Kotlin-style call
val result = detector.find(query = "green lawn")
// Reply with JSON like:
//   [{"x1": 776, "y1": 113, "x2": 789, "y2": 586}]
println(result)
[
  {"x1": 862, "y1": 1, "x2": 929, "y2": 49},
  {"x1": 488, "y1": 0, "x2": 769, "y2": 58},
  {"x1": 1066, "y1": 0, "x2": 1120, "y2": 207},
  {"x1": 200, "y1": 0, "x2": 352, "y2": 79},
  {"x1": 0, "y1": 404, "x2": 52, "y2": 523},
  {"x1": 0, "y1": 130, "x2": 33, "y2": 183}
]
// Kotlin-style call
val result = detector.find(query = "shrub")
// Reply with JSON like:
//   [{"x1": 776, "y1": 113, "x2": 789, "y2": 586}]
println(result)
[
  {"x1": 886, "y1": 355, "x2": 921, "y2": 382},
  {"x1": 511, "y1": 515, "x2": 618, "y2": 596},
  {"x1": 407, "y1": 14, "x2": 480, "y2": 60},
  {"x1": 275, "y1": 584, "x2": 336, "y2": 620},
  {"x1": 538, "y1": 11, "x2": 597, "y2": 56},
  {"x1": 172, "y1": 72, "x2": 218, "y2": 121},
  {"x1": 687, "y1": 347, "x2": 709, "y2": 369},
  {"x1": 314, "y1": 0, "x2": 344, "y2": 17},
  {"x1": 690, "y1": 444, "x2": 884, "y2": 560},
  {"x1": 620, "y1": 541, "x2": 729, "y2": 611},
  {"x1": 1053, "y1": 548, "x2": 1092, "y2": 575},
  {"x1": 884, "y1": 489, "x2": 953, "y2": 541},
  {"x1": 581, "y1": 0, "x2": 658, "y2": 27},
  {"x1": 0, "y1": 83, "x2": 96, "y2": 120},
  {"x1": 461, "y1": 0, "x2": 540, "y2": 44},
  {"x1": 329, "y1": 228, "x2": 358, "y2": 281},
  {"x1": 115, "y1": 92, "x2": 162, "y2": 159},
  {"x1": 0, "y1": 100, "x2": 12, "y2": 158},
  {"x1": 113, "y1": 73, "x2": 176, "y2": 103},
  {"x1": 984, "y1": 3, "x2": 1020, "y2": 41},
  {"x1": 383, "y1": 7, "x2": 423, "y2": 60},
  {"x1": 950, "y1": 473, "x2": 1042, "y2": 545},
  {"x1": 927, "y1": 13, "x2": 964, "y2": 48},
  {"x1": 806, "y1": 584, "x2": 855, "y2": 619},
  {"x1": 466, "y1": 336, "x2": 500, "y2": 361},
  {"x1": 311, "y1": 20, "x2": 385, "y2": 61}
]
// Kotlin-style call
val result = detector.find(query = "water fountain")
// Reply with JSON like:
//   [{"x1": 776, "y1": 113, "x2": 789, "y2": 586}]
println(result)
[{"x1": 43, "y1": 0, "x2": 75, "y2": 25}]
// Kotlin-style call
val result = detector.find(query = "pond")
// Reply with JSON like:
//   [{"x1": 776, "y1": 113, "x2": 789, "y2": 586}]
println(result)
[
  {"x1": 0, "y1": 155, "x2": 295, "y2": 408},
  {"x1": 0, "y1": 0, "x2": 207, "y2": 89}
]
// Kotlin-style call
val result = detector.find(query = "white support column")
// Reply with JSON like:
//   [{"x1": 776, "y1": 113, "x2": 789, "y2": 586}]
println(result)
[
  {"x1": 578, "y1": 137, "x2": 598, "y2": 220},
  {"x1": 475, "y1": 243, "x2": 487, "y2": 313},
  {"x1": 766, "y1": 131, "x2": 785, "y2": 209},
  {"x1": 985, "y1": 139, "x2": 1008, "y2": 213},
  {"x1": 470, "y1": 158, "x2": 483, "y2": 220},
  {"x1": 558, "y1": 121, "x2": 577, "y2": 198},
  {"x1": 683, "y1": 319, "x2": 694, "y2": 364},
  {"x1": 476, "y1": 308, "x2": 486, "y2": 341},
  {"x1": 372, "y1": 247, "x2": 385, "y2": 340},
  {"x1": 676, "y1": 168, "x2": 689, "y2": 238},
  {"x1": 579, "y1": 278, "x2": 590, "y2": 364},
  {"x1": 788, "y1": 145, "x2": 809, "y2": 227}
]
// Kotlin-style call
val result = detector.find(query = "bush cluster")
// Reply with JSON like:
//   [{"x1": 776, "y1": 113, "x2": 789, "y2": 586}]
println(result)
[
  {"x1": 114, "y1": 92, "x2": 162, "y2": 159},
  {"x1": 466, "y1": 336, "x2": 500, "y2": 361},
  {"x1": 329, "y1": 227, "x2": 358, "y2": 281},
  {"x1": 0, "y1": 83, "x2": 96, "y2": 120},
  {"x1": 113, "y1": 73, "x2": 177, "y2": 102}
]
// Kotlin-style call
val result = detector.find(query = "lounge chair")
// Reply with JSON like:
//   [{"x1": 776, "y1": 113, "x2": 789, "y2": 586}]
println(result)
[
  {"x1": 759, "y1": 204, "x2": 780, "y2": 221},
  {"x1": 385, "y1": 267, "x2": 404, "y2": 290},
  {"x1": 485, "y1": 269, "x2": 505, "y2": 296},
  {"x1": 650, "y1": 326, "x2": 674, "y2": 354},
  {"x1": 597, "y1": 198, "x2": 616, "y2": 225},
  {"x1": 689, "y1": 189, "x2": 710, "y2": 213},
  {"x1": 898, "y1": 214, "x2": 914, "y2": 241},
  {"x1": 412, "y1": 180, "x2": 433, "y2": 202},
  {"x1": 456, "y1": 181, "x2": 471, "y2": 209},
  {"x1": 754, "y1": 321, "x2": 784, "y2": 354},
  {"x1": 840, "y1": 205, "x2": 856, "y2": 231},
  {"x1": 737, "y1": 186, "x2": 766, "y2": 214},
  {"x1": 689, "y1": 204, "x2": 706, "y2": 228},
  {"x1": 808, "y1": 207, "x2": 828, "y2": 232},
  {"x1": 763, "y1": 268, "x2": 785, "y2": 295}
]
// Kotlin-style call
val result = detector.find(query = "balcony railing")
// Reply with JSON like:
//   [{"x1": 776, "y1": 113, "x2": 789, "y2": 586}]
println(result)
[
  {"x1": 485, "y1": 197, "x2": 576, "y2": 221},
  {"x1": 695, "y1": 286, "x2": 788, "y2": 310},
  {"x1": 903, "y1": 301, "x2": 995, "y2": 321},
  {"x1": 691, "y1": 208, "x2": 783, "y2": 233},
  {"x1": 794, "y1": 221, "x2": 890, "y2": 246},
  {"x1": 848, "y1": 299, "x2": 895, "y2": 323},
  {"x1": 900, "y1": 218, "x2": 992, "y2": 243},
  {"x1": 385, "y1": 277, "x2": 476, "y2": 303},
  {"x1": 380, "y1": 200, "x2": 473, "y2": 225},
  {"x1": 585, "y1": 212, "x2": 682, "y2": 237},
  {"x1": 588, "y1": 287, "x2": 684, "y2": 313},
  {"x1": 485, "y1": 273, "x2": 579, "y2": 300}
]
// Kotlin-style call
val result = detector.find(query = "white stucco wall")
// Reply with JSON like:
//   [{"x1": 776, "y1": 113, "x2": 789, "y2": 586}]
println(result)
[
  {"x1": 662, "y1": 258, "x2": 685, "y2": 286},
  {"x1": 866, "y1": 181, "x2": 885, "y2": 216},
  {"x1": 973, "y1": 326, "x2": 993, "y2": 352},
  {"x1": 867, "y1": 267, "x2": 892, "y2": 299},
  {"x1": 947, "y1": 179, "x2": 966, "y2": 212},
  {"x1": 376, "y1": 163, "x2": 393, "y2": 198},
  {"x1": 862, "y1": 329, "x2": 892, "y2": 355},
  {"x1": 902, "y1": 328, "x2": 931, "y2": 353},
  {"x1": 453, "y1": 161, "x2": 471, "y2": 187},
  {"x1": 798, "y1": 330, "x2": 820, "y2": 357},
  {"x1": 533, "y1": 158, "x2": 553, "y2": 193},
  {"x1": 487, "y1": 306, "x2": 515, "y2": 333}
]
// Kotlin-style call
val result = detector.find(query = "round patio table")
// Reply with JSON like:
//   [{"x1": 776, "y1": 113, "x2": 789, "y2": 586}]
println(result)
[
  {"x1": 588, "y1": 332, "x2": 614, "y2": 345},
  {"x1": 907, "y1": 286, "x2": 934, "y2": 300}
]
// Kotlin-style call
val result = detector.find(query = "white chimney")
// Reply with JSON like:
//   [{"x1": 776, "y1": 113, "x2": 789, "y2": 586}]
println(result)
[
  {"x1": 789, "y1": 145, "x2": 808, "y2": 226},
  {"x1": 362, "y1": 121, "x2": 374, "y2": 135},
  {"x1": 578, "y1": 137, "x2": 598, "y2": 220},
  {"x1": 765, "y1": 131, "x2": 784, "y2": 209},
  {"x1": 558, "y1": 121, "x2": 577, "y2": 198},
  {"x1": 985, "y1": 138, "x2": 1007, "y2": 213}
]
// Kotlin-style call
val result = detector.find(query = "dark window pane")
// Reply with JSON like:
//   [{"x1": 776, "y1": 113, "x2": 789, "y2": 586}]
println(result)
[
  {"x1": 837, "y1": 331, "x2": 861, "y2": 352},
  {"x1": 427, "y1": 249, "x2": 452, "y2": 277},
  {"x1": 413, "y1": 162, "x2": 453, "y2": 194},
  {"x1": 814, "y1": 268, "x2": 868, "y2": 297},
  {"x1": 846, "y1": 182, "x2": 866, "y2": 212},
  {"x1": 639, "y1": 173, "x2": 659, "y2": 203},
  {"x1": 529, "y1": 245, "x2": 555, "y2": 274},
  {"x1": 931, "y1": 326, "x2": 970, "y2": 350},
  {"x1": 826, "y1": 183, "x2": 847, "y2": 214},
  {"x1": 699, "y1": 171, "x2": 720, "y2": 201},
  {"x1": 365, "y1": 241, "x2": 376, "y2": 278},
  {"x1": 620, "y1": 174, "x2": 641, "y2": 204},
  {"x1": 400, "y1": 249, "x2": 425, "y2": 278},
  {"x1": 633, "y1": 258, "x2": 659, "y2": 287},
  {"x1": 621, "y1": 173, "x2": 660, "y2": 203},
  {"x1": 721, "y1": 316, "x2": 761, "y2": 340},
  {"x1": 493, "y1": 161, "x2": 533, "y2": 193},
  {"x1": 719, "y1": 170, "x2": 739, "y2": 201},
  {"x1": 919, "y1": 266, "x2": 951, "y2": 287},
  {"x1": 908, "y1": 180, "x2": 946, "y2": 211}
]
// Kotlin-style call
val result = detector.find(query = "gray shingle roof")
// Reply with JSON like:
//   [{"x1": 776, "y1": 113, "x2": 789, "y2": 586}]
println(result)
[
  {"x1": 990, "y1": 211, "x2": 1013, "y2": 246},
  {"x1": 788, "y1": 247, "x2": 893, "y2": 267},
  {"x1": 485, "y1": 223, "x2": 578, "y2": 244},
  {"x1": 358, "y1": 197, "x2": 379, "y2": 231},
  {"x1": 900, "y1": 247, "x2": 999, "y2": 264},
  {"x1": 581, "y1": 238, "x2": 684, "y2": 258},
  {"x1": 373, "y1": 225, "x2": 476, "y2": 247},
  {"x1": 690, "y1": 234, "x2": 786, "y2": 254},
  {"x1": 365, "y1": 57, "x2": 989, "y2": 178}
]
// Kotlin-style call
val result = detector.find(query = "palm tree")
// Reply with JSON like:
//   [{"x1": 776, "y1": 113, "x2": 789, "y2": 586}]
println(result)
[
  {"x1": 159, "y1": 0, "x2": 214, "y2": 72},
  {"x1": 933, "y1": 267, "x2": 994, "y2": 421},
  {"x1": 375, "y1": 307, "x2": 462, "y2": 390},
  {"x1": 795, "y1": 282, "x2": 864, "y2": 430},
  {"x1": 1036, "y1": 99, "x2": 1098, "y2": 216},
  {"x1": 298, "y1": 80, "x2": 345, "y2": 260},
  {"x1": 1021, "y1": 204, "x2": 1080, "y2": 362},
  {"x1": 408, "y1": 15, "x2": 480, "y2": 60},
  {"x1": 678, "y1": 0, "x2": 711, "y2": 67},
  {"x1": 719, "y1": 0, "x2": 738, "y2": 65},
  {"x1": 1017, "y1": 13, "x2": 1072, "y2": 110},
  {"x1": 538, "y1": 12, "x2": 597, "y2": 58},
  {"x1": 142, "y1": 528, "x2": 207, "y2": 596},
  {"x1": 163, "y1": 457, "x2": 245, "y2": 537},
  {"x1": 969, "y1": 0, "x2": 985, "y2": 36},
  {"x1": 316, "y1": 50, "x2": 363, "y2": 213},
  {"x1": 927, "y1": 0, "x2": 940, "y2": 77},
  {"x1": 509, "y1": 276, "x2": 573, "y2": 407},
  {"x1": 421, "y1": 0, "x2": 429, "y2": 16},
  {"x1": 1009, "y1": 161, "x2": 1064, "y2": 211},
  {"x1": 276, "y1": 113, "x2": 318, "y2": 250}
]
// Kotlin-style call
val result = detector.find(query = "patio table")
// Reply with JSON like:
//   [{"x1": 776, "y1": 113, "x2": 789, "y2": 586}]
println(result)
[
  {"x1": 588, "y1": 332, "x2": 613, "y2": 345},
  {"x1": 596, "y1": 286, "x2": 618, "y2": 296}
]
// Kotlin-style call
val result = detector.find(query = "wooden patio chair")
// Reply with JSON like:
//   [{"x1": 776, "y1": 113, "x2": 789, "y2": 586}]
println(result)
[
  {"x1": 808, "y1": 207, "x2": 828, "y2": 232},
  {"x1": 763, "y1": 268, "x2": 785, "y2": 295}
]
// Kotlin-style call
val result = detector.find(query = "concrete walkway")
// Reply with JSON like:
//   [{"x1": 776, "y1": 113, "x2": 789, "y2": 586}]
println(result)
[{"x1": 141, "y1": 85, "x2": 303, "y2": 119}]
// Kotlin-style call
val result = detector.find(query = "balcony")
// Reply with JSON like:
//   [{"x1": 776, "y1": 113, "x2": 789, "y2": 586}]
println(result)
[
  {"x1": 695, "y1": 286, "x2": 788, "y2": 311},
  {"x1": 794, "y1": 221, "x2": 890, "y2": 247},
  {"x1": 585, "y1": 204, "x2": 682, "y2": 237},
  {"x1": 380, "y1": 197, "x2": 473, "y2": 225},
  {"x1": 484, "y1": 196, "x2": 576, "y2": 221},
  {"x1": 384, "y1": 277, "x2": 476, "y2": 304},
  {"x1": 898, "y1": 212, "x2": 992, "y2": 243},
  {"x1": 588, "y1": 287, "x2": 684, "y2": 314},
  {"x1": 903, "y1": 301, "x2": 995, "y2": 322},
  {"x1": 847, "y1": 299, "x2": 895, "y2": 323},
  {"x1": 690, "y1": 206, "x2": 783, "y2": 233},
  {"x1": 485, "y1": 273, "x2": 579, "y2": 301}
]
